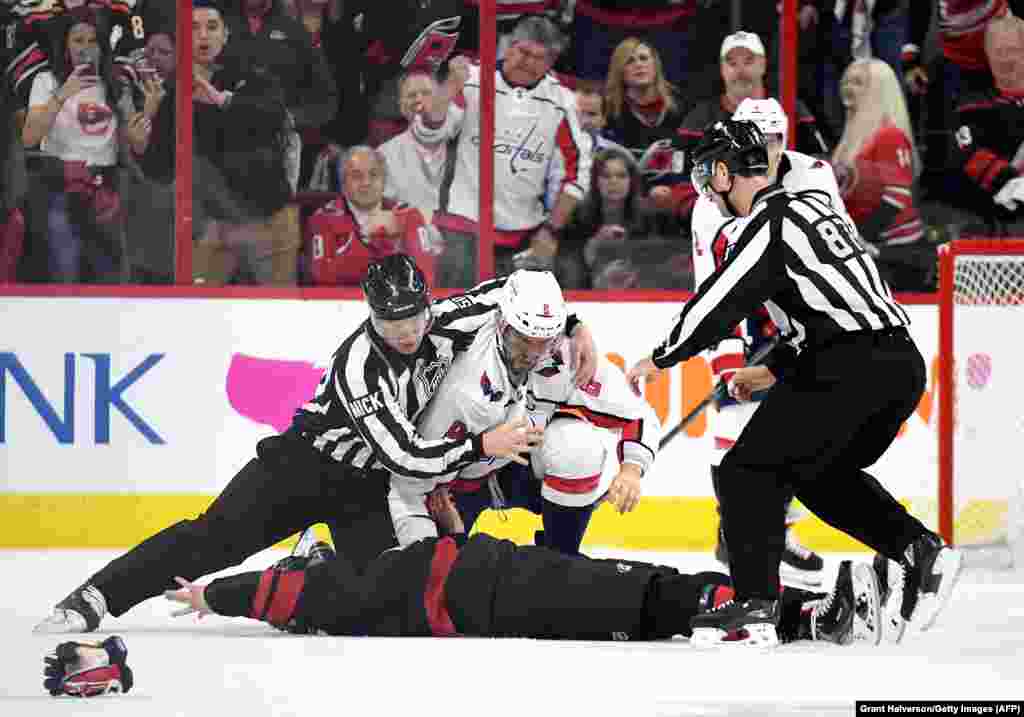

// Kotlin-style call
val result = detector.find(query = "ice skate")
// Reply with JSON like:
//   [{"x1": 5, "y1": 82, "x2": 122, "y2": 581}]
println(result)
[
  {"x1": 810, "y1": 560, "x2": 882, "y2": 646},
  {"x1": 872, "y1": 553, "x2": 908, "y2": 643},
  {"x1": 33, "y1": 584, "x2": 108, "y2": 634},
  {"x1": 779, "y1": 528, "x2": 825, "y2": 588},
  {"x1": 901, "y1": 532, "x2": 962, "y2": 631},
  {"x1": 690, "y1": 598, "x2": 780, "y2": 648}
]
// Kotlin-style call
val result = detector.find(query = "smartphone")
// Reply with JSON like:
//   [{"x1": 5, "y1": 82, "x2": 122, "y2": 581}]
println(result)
[{"x1": 76, "y1": 47, "x2": 100, "y2": 76}]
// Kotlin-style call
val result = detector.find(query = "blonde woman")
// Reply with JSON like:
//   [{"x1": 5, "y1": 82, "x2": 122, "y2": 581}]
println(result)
[
  {"x1": 603, "y1": 38, "x2": 689, "y2": 210},
  {"x1": 833, "y1": 58, "x2": 923, "y2": 248}
]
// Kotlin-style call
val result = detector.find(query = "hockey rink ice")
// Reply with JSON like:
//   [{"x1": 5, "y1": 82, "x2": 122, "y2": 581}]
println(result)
[{"x1": 3, "y1": 547, "x2": 1022, "y2": 717}]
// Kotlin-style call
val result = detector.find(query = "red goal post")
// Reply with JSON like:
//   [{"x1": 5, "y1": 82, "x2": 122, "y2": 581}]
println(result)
[{"x1": 938, "y1": 238, "x2": 1024, "y2": 555}]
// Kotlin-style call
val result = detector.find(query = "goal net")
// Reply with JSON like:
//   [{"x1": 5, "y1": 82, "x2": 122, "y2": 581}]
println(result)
[{"x1": 935, "y1": 239, "x2": 1024, "y2": 568}]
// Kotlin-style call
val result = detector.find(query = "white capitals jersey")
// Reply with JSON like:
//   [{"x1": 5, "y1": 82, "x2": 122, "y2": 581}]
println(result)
[
  {"x1": 419, "y1": 63, "x2": 592, "y2": 230},
  {"x1": 388, "y1": 313, "x2": 661, "y2": 545},
  {"x1": 692, "y1": 151, "x2": 847, "y2": 289}
]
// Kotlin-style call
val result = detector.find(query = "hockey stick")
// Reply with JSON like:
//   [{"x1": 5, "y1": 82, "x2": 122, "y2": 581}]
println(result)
[{"x1": 658, "y1": 336, "x2": 781, "y2": 450}]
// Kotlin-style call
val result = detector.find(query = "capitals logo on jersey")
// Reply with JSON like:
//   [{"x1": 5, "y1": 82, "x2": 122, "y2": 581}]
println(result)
[{"x1": 480, "y1": 371, "x2": 504, "y2": 403}]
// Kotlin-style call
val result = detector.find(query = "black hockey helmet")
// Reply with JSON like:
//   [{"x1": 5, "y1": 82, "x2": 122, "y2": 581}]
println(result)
[
  {"x1": 690, "y1": 119, "x2": 770, "y2": 195},
  {"x1": 361, "y1": 254, "x2": 431, "y2": 321}
]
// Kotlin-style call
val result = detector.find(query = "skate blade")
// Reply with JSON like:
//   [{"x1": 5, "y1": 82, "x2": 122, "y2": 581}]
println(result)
[
  {"x1": 882, "y1": 608, "x2": 906, "y2": 643},
  {"x1": 32, "y1": 610, "x2": 90, "y2": 635},
  {"x1": 779, "y1": 564, "x2": 824, "y2": 589},
  {"x1": 913, "y1": 548, "x2": 963, "y2": 632},
  {"x1": 691, "y1": 623, "x2": 779, "y2": 649},
  {"x1": 851, "y1": 563, "x2": 883, "y2": 646}
]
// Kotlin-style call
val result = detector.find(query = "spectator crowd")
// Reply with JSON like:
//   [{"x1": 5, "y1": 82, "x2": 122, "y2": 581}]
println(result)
[{"x1": 2, "y1": 0, "x2": 1024, "y2": 290}]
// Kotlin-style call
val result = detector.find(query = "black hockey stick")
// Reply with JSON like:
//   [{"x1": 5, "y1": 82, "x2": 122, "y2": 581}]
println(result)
[{"x1": 658, "y1": 336, "x2": 781, "y2": 450}]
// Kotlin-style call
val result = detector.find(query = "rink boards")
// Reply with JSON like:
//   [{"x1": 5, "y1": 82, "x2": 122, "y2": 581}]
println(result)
[{"x1": 0, "y1": 294, "x2": 1005, "y2": 550}]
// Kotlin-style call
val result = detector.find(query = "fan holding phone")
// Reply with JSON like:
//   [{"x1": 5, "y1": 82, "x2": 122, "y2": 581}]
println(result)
[{"x1": 20, "y1": 7, "x2": 125, "y2": 283}]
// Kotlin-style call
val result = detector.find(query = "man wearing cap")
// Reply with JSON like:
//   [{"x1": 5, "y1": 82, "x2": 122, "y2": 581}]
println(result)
[{"x1": 678, "y1": 30, "x2": 830, "y2": 158}]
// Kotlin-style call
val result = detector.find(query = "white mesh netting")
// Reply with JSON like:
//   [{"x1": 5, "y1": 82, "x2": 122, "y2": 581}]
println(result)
[{"x1": 946, "y1": 254, "x2": 1024, "y2": 566}]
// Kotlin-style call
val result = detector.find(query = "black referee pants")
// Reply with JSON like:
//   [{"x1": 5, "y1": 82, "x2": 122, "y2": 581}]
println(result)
[
  {"x1": 89, "y1": 435, "x2": 396, "y2": 617},
  {"x1": 717, "y1": 328, "x2": 931, "y2": 601}
]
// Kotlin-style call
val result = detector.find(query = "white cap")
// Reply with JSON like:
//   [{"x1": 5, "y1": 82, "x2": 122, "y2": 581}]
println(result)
[
  {"x1": 500, "y1": 270, "x2": 567, "y2": 340},
  {"x1": 720, "y1": 31, "x2": 766, "y2": 59},
  {"x1": 733, "y1": 97, "x2": 788, "y2": 147}
]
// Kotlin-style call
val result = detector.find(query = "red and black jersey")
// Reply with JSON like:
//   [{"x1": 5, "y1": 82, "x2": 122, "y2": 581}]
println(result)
[
  {"x1": 205, "y1": 532, "x2": 679, "y2": 640},
  {"x1": 305, "y1": 196, "x2": 438, "y2": 287},
  {"x1": 904, "y1": 0, "x2": 1009, "y2": 72},
  {"x1": 841, "y1": 123, "x2": 923, "y2": 245},
  {"x1": 953, "y1": 88, "x2": 1024, "y2": 202}
]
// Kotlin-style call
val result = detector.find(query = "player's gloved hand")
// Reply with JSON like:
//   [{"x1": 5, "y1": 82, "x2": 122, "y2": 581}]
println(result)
[
  {"x1": 44, "y1": 636, "x2": 134, "y2": 697},
  {"x1": 993, "y1": 177, "x2": 1024, "y2": 211}
]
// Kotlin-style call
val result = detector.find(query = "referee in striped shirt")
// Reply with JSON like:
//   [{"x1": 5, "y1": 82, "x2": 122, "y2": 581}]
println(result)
[
  {"x1": 35, "y1": 255, "x2": 597, "y2": 634},
  {"x1": 627, "y1": 120, "x2": 960, "y2": 647}
]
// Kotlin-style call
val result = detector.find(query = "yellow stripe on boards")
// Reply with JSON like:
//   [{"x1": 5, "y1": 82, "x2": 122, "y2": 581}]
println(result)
[{"x1": 1, "y1": 494, "x2": 890, "y2": 551}]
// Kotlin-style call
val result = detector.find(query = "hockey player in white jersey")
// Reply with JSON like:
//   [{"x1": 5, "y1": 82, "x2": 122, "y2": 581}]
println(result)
[
  {"x1": 389, "y1": 270, "x2": 661, "y2": 554},
  {"x1": 690, "y1": 98, "x2": 849, "y2": 588}
]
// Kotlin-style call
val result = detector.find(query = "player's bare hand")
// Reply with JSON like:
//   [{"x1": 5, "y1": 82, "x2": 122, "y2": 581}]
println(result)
[
  {"x1": 164, "y1": 576, "x2": 212, "y2": 619},
  {"x1": 625, "y1": 357, "x2": 659, "y2": 397},
  {"x1": 728, "y1": 366, "x2": 776, "y2": 402},
  {"x1": 426, "y1": 485, "x2": 465, "y2": 535},
  {"x1": 569, "y1": 322, "x2": 597, "y2": 387},
  {"x1": 905, "y1": 66, "x2": 929, "y2": 96},
  {"x1": 482, "y1": 418, "x2": 543, "y2": 466},
  {"x1": 606, "y1": 464, "x2": 642, "y2": 513}
]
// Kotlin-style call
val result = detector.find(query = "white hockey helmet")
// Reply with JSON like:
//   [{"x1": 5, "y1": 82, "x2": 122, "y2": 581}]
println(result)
[
  {"x1": 733, "y1": 98, "x2": 788, "y2": 149},
  {"x1": 499, "y1": 270, "x2": 567, "y2": 339}
]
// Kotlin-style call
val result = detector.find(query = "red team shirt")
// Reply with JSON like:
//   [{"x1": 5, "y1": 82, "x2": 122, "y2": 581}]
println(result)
[
  {"x1": 841, "y1": 122, "x2": 923, "y2": 246},
  {"x1": 305, "y1": 198, "x2": 438, "y2": 286}
]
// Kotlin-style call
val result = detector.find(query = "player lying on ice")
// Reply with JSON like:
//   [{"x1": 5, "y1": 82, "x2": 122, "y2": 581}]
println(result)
[{"x1": 165, "y1": 486, "x2": 885, "y2": 647}]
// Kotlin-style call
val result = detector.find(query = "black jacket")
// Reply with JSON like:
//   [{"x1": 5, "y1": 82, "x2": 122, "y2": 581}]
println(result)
[{"x1": 221, "y1": 0, "x2": 337, "y2": 131}]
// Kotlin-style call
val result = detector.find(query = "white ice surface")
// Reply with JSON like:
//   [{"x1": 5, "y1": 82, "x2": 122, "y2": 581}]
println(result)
[{"x1": 2, "y1": 547, "x2": 1022, "y2": 717}]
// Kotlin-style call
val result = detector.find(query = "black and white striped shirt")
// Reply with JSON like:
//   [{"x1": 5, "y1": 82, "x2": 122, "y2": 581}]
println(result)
[
  {"x1": 652, "y1": 187, "x2": 910, "y2": 369},
  {"x1": 289, "y1": 278, "x2": 509, "y2": 479}
]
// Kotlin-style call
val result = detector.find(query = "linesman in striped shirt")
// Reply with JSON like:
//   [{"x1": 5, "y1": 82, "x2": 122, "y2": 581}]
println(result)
[
  {"x1": 34, "y1": 254, "x2": 598, "y2": 635},
  {"x1": 626, "y1": 120, "x2": 961, "y2": 648}
]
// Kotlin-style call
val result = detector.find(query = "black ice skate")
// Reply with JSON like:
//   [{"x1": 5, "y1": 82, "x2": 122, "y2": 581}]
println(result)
[
  {"x1": 690, "y1": 598, "x2": 780, "y2": 648},
  {"x1": 33, "y1": 584, "x2": 108, "y2": 634},
  {"x1": 899, "y1": 532, "x2": 962, "y2": 631},
  {"x1": 779, "y1": 529, "x2": 825, "y2": 588},
  {"x1": 810, "y1": 560, "x2": 882, "y2": 646}
]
